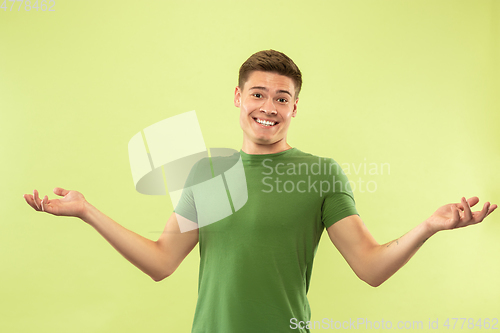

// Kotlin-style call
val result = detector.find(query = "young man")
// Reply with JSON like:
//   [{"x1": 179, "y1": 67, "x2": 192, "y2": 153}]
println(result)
[{"x1": 24, "y1": 50, "x2": 497, "y2": 333}]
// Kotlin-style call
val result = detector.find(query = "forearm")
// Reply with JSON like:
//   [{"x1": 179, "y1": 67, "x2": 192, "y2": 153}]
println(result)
[
  {"x1": 359, "y1": 221, "x2": 436, "y2": 287},
  {"x1": 331, "y1": 198, "x2": 497, "y2": 288},
  {"x1": 81, "y1": 202, "x2": 169, "y2": 281}
]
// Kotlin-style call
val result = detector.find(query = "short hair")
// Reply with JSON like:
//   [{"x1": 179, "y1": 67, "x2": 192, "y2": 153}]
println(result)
[{"x1": 238, "y1": 50, "x2": 302, "y2": 99}]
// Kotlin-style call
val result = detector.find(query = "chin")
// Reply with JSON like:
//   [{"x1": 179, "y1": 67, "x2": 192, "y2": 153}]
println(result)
[{"x1": 255, "y1": 136, "x2": 282, "y2": 145}]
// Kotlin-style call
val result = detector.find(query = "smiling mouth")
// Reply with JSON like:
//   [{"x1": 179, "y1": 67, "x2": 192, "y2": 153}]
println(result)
[{"x1": 253, "y1": 117, "x2": 279, "y2": 127}]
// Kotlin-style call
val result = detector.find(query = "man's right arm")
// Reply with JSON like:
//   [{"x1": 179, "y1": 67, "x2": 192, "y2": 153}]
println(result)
[{"x1": 24, "y1": 187, "x2": 199, "y2": 282}]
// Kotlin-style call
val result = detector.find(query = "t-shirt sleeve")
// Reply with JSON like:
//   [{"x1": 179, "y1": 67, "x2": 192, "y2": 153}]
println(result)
[
  {"x1": 173, "y1": 188, "x2": 197, "y2": 223},
  {"x1": 173, "y1": 159, "x2": 204, "y2": 224},
  {"x1": 321, "y1": 159, "x2": 359, "y2": 229}
]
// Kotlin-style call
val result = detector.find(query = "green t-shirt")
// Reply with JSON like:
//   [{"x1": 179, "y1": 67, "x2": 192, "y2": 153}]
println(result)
[{"x1": 174, "y1": 148, "x2": 358, "y2": 333}]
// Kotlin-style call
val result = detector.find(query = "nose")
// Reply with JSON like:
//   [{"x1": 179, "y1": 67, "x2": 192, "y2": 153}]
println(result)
[{"x1": 260, "y1": 97, "x2": 277, "y2": 115}]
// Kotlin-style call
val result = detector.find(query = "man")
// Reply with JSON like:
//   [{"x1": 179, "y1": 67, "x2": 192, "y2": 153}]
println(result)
[{"x1": 24, "y1": 50, "x2": 497, "y2": 332}]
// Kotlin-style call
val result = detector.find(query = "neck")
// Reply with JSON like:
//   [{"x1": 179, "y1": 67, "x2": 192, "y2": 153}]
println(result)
[{"x1": 241, "y1": 138, "x2": 292, "y2": 155}]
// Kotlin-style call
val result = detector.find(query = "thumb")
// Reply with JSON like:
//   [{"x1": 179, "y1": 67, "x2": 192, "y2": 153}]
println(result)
[{"x1": 53, "y1": 187, "x2": 69, "y2": 197}]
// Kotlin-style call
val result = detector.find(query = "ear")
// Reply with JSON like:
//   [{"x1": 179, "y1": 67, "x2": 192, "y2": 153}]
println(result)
[
  {"x1": 234, "y1": 86, "x2": 241, "y2": 108},
  {"x1": 292, "y1": 98, "x2": 299, "y2": 117}
]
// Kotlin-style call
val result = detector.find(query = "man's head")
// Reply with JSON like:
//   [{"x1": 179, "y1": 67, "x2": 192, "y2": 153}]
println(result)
[
  {"x1": 234, "y1": 50, "x2": 302, "y2": 154},
  {"x1": 238, "y1": 50, "x2": 302, "y2": 99}
]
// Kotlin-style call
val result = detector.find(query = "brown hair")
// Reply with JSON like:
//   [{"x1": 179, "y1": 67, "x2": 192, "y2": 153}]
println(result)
[{"x1": 238, "y1": 50, "x2": 302, "y2": 99}]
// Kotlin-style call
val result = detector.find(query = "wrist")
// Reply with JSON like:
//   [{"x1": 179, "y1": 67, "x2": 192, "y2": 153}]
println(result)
[
  {"x1": 422, "y1": 218, "x2": 439, "y2": 238},
  {"x1": 80, "y1": 200, "x2": 94, "y2": 224}
]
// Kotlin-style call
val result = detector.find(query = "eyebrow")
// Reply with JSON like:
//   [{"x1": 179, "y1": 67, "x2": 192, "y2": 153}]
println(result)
[{"x1": 249, "y1": 86, "x2": 293, "y2": 98}]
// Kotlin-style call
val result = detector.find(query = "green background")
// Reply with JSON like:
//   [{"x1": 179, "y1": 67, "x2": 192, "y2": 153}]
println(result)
[{"x1": 1, "y1": 0, "x2": 499, "y2": 332}]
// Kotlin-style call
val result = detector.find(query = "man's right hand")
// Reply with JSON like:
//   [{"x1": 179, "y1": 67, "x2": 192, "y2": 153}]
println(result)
[
  {"x1": 24, "y1": 187, "x2": 88, "y2": 219},
  {"x1": 24, "y1": 187, "x2": 198, "y2": 281}
]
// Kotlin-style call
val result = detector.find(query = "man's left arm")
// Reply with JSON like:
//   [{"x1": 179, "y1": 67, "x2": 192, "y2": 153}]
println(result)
[{"x1": 327, "y1": 197, "x2": 497, "y2": 287}]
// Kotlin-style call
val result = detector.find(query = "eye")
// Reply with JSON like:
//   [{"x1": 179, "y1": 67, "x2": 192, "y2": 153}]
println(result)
[
  {"x1": 252, "y1": 93, "x2": 263, "y2": 98},
  {"x1": 277, "y1": 98, "x2": 288, "y2": 103}
]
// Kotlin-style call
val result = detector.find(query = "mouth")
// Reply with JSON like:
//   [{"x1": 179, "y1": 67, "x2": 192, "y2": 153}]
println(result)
[{"x1": 252, "y1": 117, "x2": 279, "y2": 127}]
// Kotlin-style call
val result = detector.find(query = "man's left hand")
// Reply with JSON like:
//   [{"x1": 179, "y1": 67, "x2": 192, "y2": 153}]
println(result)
[{"x1": 426, "y1": 197, "x2": 497, "y2": 234}]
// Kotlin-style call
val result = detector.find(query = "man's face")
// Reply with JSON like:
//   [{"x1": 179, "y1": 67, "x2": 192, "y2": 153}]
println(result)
[{"x1": 234, "y1": 71, "x2": 298, "y2": 151}]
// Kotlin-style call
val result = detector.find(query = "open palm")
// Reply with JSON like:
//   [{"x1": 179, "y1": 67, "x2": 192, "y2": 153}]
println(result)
[
  {"x1": 427, "y1": 197, "x2": 497, "y2": 233},
  {"x1": 24, "y1": 187, "x2": 87, "y2": 219}
]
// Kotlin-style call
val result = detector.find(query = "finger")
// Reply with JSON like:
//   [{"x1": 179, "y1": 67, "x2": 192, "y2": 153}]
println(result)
[
  {"x1": 53, "y1": 187, "x2": 69, "y2": 197},
  {"x1": 456, "y1": 197, "x2": 479, "y2": 210},
  {"x1": 462, "y1": 197, "x2": 472, "y2": 222},
  {"x1": 466, "y1": 196, "x2": 480, "y2": 208},
  {"x1": 33, "y1": 190, "x2": 41, "y2": 210},
  {"x1": 43, "y1": 195, "x2": 50, "y2": 209},
  {"x1": 41, "y1": 195, "x2": 49, "y2": 212},
  {"x1": 24, "y1": 194, "x2": 40, "y2": 211},
  {"x1": 486, "y1": 204, "x2": 498, "y2": 217},
  {"x1": 473, "y1": 202, "x2": 490, "y2": 223}
]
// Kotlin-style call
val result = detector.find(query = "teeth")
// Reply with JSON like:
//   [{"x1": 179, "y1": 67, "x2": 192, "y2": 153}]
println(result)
[{"x1": 255, "y1": 118, "x2": 276, "y2": 126}]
